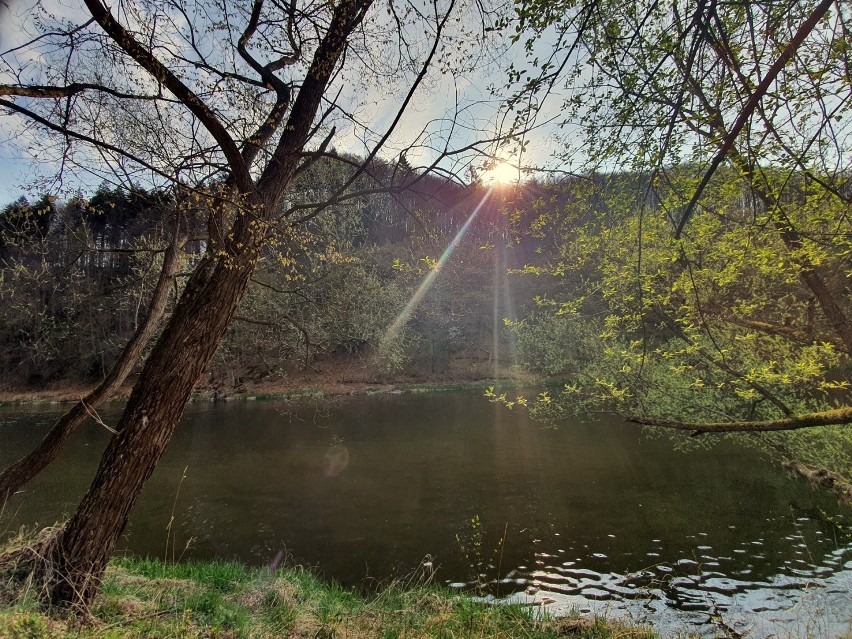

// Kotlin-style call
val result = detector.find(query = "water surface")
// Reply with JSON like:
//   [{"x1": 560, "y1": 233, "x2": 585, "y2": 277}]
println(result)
[{"x1": 2, "y1": 393, "x2": 851, "y2": 636}]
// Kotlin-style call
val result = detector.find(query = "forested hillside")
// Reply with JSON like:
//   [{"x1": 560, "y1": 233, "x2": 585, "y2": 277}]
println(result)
[
  {"x1": 0, "y1": 159, "x2": 548, "y2": 392},
  {"x1": 3, "y1": 164, "x2": 848, "y2": 429}
]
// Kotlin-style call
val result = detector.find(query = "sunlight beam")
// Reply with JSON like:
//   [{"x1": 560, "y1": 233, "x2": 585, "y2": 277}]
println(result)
[{"x1": 382, "y1": 187, "x2": 494, "y2": 345}]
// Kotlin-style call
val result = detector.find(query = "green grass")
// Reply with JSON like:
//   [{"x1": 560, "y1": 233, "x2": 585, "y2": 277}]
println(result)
[{"x1": 0, "y1": 556, "x2": 656, "y2": 639}]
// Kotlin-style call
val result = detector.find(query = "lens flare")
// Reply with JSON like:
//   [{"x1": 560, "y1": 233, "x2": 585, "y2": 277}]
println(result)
[{"x1": 491, "y1": 239, "x2": 518, "y2": 377}]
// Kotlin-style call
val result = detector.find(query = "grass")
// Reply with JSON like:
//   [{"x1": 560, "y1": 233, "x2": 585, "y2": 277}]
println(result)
[{"x1": 0, "y1": 556, "x2": 656, "y2": 639}]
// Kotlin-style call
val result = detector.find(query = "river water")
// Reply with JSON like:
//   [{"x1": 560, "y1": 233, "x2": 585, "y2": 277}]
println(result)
[{"x1": 2, "y1": 392, "x2": 851, "y2": 637}]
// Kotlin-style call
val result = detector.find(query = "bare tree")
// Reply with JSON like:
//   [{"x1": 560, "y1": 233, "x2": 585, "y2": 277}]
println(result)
[{"x1": 0, "y1": 0, "x2": 513, "y2": 608}]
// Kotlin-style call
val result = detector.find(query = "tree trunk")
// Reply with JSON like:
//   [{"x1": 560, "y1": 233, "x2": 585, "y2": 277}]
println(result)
[
  {"x1": 629, "y1": 406, "x2": 852, "y2": 433},
  {"x1": 45, "y1": 245, "x2": 257, "y2": 608},
  {"x1": 774, "y1": 222, "x2": 852, "y2": 353},
  {"x1": 0, "y1": 238, "x2": 183, "y2": 502}
]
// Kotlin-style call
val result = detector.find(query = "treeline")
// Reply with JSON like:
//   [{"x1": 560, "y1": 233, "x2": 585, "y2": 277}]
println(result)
[
  {"x1": 7, "y1": 161, "x2": 846, "y2": 422},
  {"x1": 0, "y1": 157, "x2": 558, "y2": 391}
]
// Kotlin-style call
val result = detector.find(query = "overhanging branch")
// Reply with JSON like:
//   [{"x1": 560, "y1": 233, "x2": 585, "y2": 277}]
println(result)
[
  {"x1": 630, "y1": 406, "x2": 852, "y2": 434},
  {"x1": 0, "y1": 83, "x2": 165, "y2": 101},
  {"x1": 0, "y1": 97, "x2": 177, "y2": 183}
]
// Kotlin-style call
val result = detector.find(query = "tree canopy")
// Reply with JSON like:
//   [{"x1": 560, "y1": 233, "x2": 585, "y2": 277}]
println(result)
[
  {"x1": 0, "y1": 0, "x2": 521, "y2": 609},
  {"x1": 493, "y1": 0, "x2": 850, "y2": 431}
]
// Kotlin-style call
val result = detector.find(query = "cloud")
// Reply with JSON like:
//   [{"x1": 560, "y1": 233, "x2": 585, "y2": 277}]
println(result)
[{"x1": 0, "y1": 0, "x2": 23, "y2": 49}]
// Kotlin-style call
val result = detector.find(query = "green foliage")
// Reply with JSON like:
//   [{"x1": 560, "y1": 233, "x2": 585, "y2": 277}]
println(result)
[
  {"x1": 765, "y1": 426, "x2": 852, "y2": 482},
  {"x1": 0, "y1": 196, "x2": 54, "y2": 256},
  {"x1": 507, "y1": 312, "x2": 602, "y2": 377},
  {"x1": 320, "y1": 262, "x2": 420, "y2": 369},
  {"x1": 499, "y1": 0, "x2": 852, "y2": 465},
  {"x1": 503, "y1": 169, "x2": 851, "y2": 474},
  {"x1": 0, "y1": 171, "x2": 523, "y2": 388},
  {"x1": 0, "y1": 200, "x2": 174, "y2": 385},
  {"x1": 454, "y1": 515, "x2": 505, "y2": 593},
  {"x1": 0, "y1": 611, "x2": 62, "y2": 639}
]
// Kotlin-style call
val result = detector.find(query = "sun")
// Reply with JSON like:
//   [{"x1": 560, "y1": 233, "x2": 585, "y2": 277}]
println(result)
[{"x1": 482, "y1": 159, "x2": 519, "y2": 185}]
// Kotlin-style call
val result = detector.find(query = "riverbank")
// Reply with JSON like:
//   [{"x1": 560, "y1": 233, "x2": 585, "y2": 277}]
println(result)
[
  {"x1": 0, "y1": 368, "x2": 536, "y2": 406},
  {"x1": 0, "y1": 555, "x2": 655, "y2": 639}
]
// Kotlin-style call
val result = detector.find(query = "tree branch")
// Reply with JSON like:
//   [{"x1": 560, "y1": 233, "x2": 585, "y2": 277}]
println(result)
[
  {"x1": 0, "y1": 225, "x2": 186, "y2": 499},
  {"x1": 711, "y1": 312, "x2": 850, "y2": 355},
  {"x1": 81, "y1": 0, "x2": 252, "y2": 191},
  {"x1": 0, "y1": 83, "x2": 165, "y2": 101},
  {"x1": 233, "y1": 312, "x2": 314, "y2": 368},
  {"x1": 257, "y1": 0, "x2": 375, "y2": 204},
  {"x1": 674, "y1": 0, "x2": 835, "y2": 238},
  {"x1": 630, "y1": 406, "x2": 852, "y2": 434},
  {"x1": 0, "y1": 98, "x2": 178, "y2": 183},
  {"x1": 654, "y1": 306, "x2": 793, "y2": 416}
]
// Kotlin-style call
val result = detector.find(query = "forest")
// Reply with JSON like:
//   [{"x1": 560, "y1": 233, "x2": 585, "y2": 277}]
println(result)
[
  {"x1": 0, "y1": 167, "x2": 533, "y2": 391},
  {"x1": 2, "y1": 167, "x2": 849, "y2": 427},
  {"x1": 0, "y1": 0, "x2": 850, "y2": 632}
]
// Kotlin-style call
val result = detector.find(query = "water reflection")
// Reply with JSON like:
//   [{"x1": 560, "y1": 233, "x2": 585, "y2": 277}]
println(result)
[{"x1": 1, "y1": 393, "x2": 851, "y2": 636}]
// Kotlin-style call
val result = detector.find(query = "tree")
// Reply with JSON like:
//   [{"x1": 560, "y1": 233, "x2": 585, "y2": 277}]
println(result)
[
  {"x1": 497, "y1": 0, "x2": 851, "y2": 434},
  {"x1": 0, "y1": 195, "x2": 54, "y2": 259},
  {"x1": 0, "y1": 0, "x2": 513, "y2": 608},
  {"x1": 0, "y1": 194, "x2": 184, "y2": 499},
  {"x1": 0, "y1": 187, "x2": 181, "y2": 393}
]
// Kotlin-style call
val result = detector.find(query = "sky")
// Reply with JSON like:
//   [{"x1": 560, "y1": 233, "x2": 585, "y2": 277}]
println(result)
[
  {"x1": 0, "y1": 0, "x2": 564, "y2": 205},
  {"x1": 0, "y1": 0, "x2": 26, "y2": 202},
  {"x1": 0, "y1": 0, "x2": 77, "y2": 202}
]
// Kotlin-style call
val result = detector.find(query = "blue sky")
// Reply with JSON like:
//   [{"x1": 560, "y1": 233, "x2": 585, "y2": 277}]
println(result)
[
  {"x1": 0, "y1": 155, "x2": 36, "y2": 204},
  {"x1": 0, "y1": 0, "x2": 565, "y2": 206}
]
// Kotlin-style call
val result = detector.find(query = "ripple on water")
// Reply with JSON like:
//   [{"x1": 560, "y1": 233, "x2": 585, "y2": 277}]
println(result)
[
  {"x1": 6, "y1": 400, "x2": 852, "y2": 639},
  {"x1": 506, "y1": 527, "x2": 852, "y2": 639}
]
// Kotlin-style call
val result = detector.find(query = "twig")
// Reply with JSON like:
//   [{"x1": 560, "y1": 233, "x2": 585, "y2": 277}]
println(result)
[{"x1": 80, "y1": 400, "x2": 117, "y2": 434}]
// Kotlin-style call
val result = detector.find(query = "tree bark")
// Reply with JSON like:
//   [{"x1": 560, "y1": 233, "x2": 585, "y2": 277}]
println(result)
[
  {"x1": 0, "y1": 237, "x2": 183, "y2": 502},
  {"x1": 783, "y1": 459, "x2": 852, "y2": 506},
  {"x1": 629, "y1": 406, "x2": 852, "y2": 434},
  {"x1": 46, "y1": 244, "x2": 258, "y2": 607}
]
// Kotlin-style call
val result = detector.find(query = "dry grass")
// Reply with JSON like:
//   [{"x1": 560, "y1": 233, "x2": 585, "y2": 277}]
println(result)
[
  {"x1": 0, "y1": 555, "x2": 657, "y2": 639},
  {"x1": 0, "y1": 526, "x2": 64, "y2": 606}
]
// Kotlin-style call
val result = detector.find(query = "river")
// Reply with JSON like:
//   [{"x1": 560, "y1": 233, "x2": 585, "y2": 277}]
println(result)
[{"x1": 1, "y1": 391, "x2": 851, "y2": 637}]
